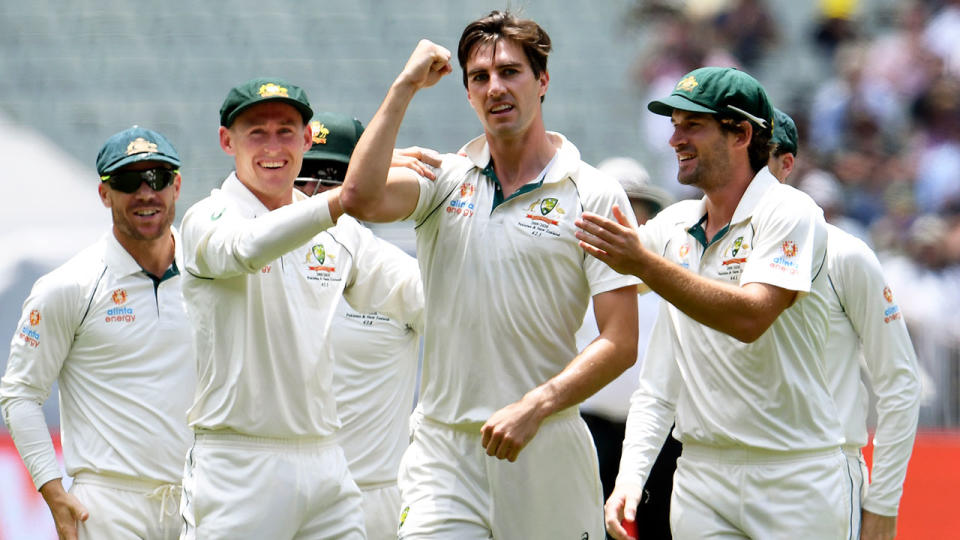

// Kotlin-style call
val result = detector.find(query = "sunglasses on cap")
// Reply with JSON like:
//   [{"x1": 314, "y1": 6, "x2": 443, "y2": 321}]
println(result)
[{"x1": 100, "y1": 168, "x2": 178, "y2": 193}]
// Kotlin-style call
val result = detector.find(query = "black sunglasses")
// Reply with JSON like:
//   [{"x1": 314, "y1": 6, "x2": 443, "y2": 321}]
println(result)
[{"x1": 100, "y1": 168, "x2": 178, "y2": 193}]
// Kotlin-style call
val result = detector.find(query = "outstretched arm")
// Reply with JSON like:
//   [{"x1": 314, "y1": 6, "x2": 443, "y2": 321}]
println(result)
[
  {"x1": 576, "y1": 205, "x2": 796, "y2": 343},
  {"x1": 341, "y1": 40, "x2": 452, "y2": 222}
]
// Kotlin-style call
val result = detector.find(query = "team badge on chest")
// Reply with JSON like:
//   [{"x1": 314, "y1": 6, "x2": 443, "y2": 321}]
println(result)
[
  {"x1": 518, "y1": 197, "x2": 565, "y2": 238},
  {"x1": 719, "y1": 235, "x2": 751, "y2": 281},
  {"x1": 304, "y1": 243, "x2": 342, "y2": 285}
]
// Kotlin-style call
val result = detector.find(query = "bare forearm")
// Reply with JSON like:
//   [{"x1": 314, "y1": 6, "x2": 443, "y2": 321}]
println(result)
[
  {"x1": 632, "y1": 251, "x2": 783, "y2": 342},
  {"x1": 341, "y1": 80, "x2": 418, "y2": 218}
]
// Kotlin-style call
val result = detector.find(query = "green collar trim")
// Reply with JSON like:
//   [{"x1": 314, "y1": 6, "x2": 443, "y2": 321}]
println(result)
[
  {"x1": 687, "y1": 214, "x2": 730, "y2": 248},
  {"x1": 482, "y1": 162, "x2": 545, "y2": 212}
]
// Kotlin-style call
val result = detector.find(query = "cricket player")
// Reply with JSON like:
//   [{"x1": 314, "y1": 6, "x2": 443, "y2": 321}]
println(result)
[
  {"x1": 1, "y1": 126, "x2": 194, "y2": 540},
  {"x1": 769, "y1": 108, "x2": 921, "y2": 540},
  {"x1": 340, "y1": 11, "x2": 640, "y2": 539},
  {"x1": 576, "y1": 67, "x2": 852, "y2": 539},
  {"x1": 178, "y1": 78, "x2": 421, "y2": 539},
  {"x1": 296, "y1": 111, "x2": 425, "y2": 540}
]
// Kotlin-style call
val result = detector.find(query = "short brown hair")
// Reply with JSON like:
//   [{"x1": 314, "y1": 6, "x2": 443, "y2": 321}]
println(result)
[
  {"x1": 716, "y1": 112, "x2": 773, "y2": 174},
  {"x1": 457, "y1": 11, "x2": 552, "y2": 94}
]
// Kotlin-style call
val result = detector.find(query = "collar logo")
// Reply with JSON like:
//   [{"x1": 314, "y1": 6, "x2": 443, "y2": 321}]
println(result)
[
  {"x1": 258, "y1": 83, "x2": 289, "y2": 98},
  {"x1": 111, "y1": 289, "x2": 128, "y2": 305},
  {"x1": 29, "y1": 309, "x2": 41, "y2": 326},
  {"x1": 540, "y1": 198, "x2": 558, "y2": 215},
  {"x1": 310, "y1": 120, "x2": 329, "y2": 144},
  {"x1": 312, "y1": 244, "x2": 325, "y2": 264},
  {"x1": 781, "y1": 241, "x2": 798, "y2": 257},
  {"x1": 883, "y1": 286, "x2": 894, "y2": 303},
  {"x1": 676, "y1": 75, "x2": 698, "y2": 92},
  {"x1": 125, "y1": 137, "x2": 158, "y2": 155}
]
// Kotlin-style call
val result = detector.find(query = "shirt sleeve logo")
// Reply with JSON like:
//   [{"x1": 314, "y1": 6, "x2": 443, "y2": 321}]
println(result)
[
  {"x1": 882, "y1": 285, "x2": 902, "y2": 323},
  {"x1": 781, "y1": 240, "x2": 798, "y2": 257},
  {"x1": 28, "y1": 309, "x2": 41, "y2": 326}
]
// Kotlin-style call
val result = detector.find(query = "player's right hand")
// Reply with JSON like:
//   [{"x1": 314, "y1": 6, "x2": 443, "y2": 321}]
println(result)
[
  {"x1": 605, "y1": 483, "x2": 643, "y2": 540},
  {"x1": 392, "y1": 146, "x2": 442, "y2": 180},
  {"x1": 40, "y1": 479, "x2": 89, "y2": 540},
  {"x1": 397, "y1": 39, "x2": 452, "y2": 91}
]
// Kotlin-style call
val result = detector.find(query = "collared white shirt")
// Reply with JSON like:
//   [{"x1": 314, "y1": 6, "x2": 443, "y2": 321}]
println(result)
[
  {"x1": 181, "y1": 173, "x2": 422, "y2": 438},
  {"x1": 1, "y1": 231, "x2": 194, "y2": 488},
  {"x1": 625, "y1": 168, "x2": 842, "y2": 458},
  {"x1": 408, "y1": 132, "x2": 640, "y2": 425},
  {"x1": 822, "y1": 224, "x2": 920, "y2": 515}
]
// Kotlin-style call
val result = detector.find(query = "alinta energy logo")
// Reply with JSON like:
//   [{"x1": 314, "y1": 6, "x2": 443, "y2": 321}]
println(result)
[
  {"x1": 882, "y1": 285, "x2": 902, "y2": 323},
  {"x1": 770, "y1": 239, "x2": 800, "y2": 274},
  {"x1": 447, "y1": 182, "x2": 477, "y2": 218},
  {"x1": 106, "y1": 288, "x2": 135, "y2": 323},
  {"x1": 19, "y1": 309, "x2": 41, "y2": 348}
]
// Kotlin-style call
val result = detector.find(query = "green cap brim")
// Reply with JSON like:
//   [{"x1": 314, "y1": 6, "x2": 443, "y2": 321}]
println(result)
[
  {"x1": 103, "y1": 153, "x2": 181, "y2": 174},
  {"x1": 648, "y1": 94, "x2": 718, "y2": 117}
]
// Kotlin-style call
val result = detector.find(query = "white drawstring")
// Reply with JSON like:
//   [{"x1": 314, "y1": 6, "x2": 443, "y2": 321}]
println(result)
[{"x1": 146, "y1": 483, "x2": 180, "y2": 524}]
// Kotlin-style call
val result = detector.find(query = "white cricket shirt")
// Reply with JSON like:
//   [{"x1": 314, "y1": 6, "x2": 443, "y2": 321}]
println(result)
[
  {"x1": 180, "y1": 174, "x2": 421, "y2": 438},
  {"x1": 627, "y1": 168, "x2": 842, "y2": 455},
  {"x1": 1, "y1": 231, "x2": 194, "y2": 489},
  {"x1": 330, "y1": 291, "x2": 421, "y2": 486},
  {"x1": 408, "y1": 132, "x2": 640, "y2": 425},
  {"x1": 822, "y1": 224, "x2": 920, "y2": 515}
]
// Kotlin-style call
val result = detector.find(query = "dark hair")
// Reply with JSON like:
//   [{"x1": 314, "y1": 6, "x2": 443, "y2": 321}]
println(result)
[
  {"x1": 458, "y1": 11, "x2": 552, "y2": 100},
  {"x1": 716, "y1": 113, "x2": 773, "y2": 173}
]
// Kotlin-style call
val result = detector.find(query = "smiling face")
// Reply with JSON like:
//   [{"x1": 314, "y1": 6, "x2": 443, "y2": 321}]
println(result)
[
  {"x1": 219, "y1": 101, "x2": 312, "y2": 209},
  {"x1": 465, "y1": 38, "x2": 548, "y2": 141},
  {"x1": 99, "y1": 160, "x2": 181, "y2": 243},
  {"x1": 668, "y1": 110, "x2": 736, "y2": 191}
]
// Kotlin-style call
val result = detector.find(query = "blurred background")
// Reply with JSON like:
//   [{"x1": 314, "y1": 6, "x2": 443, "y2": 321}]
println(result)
[{"x1": 2, "y1": 0, "x2": 959, "y2": 537}]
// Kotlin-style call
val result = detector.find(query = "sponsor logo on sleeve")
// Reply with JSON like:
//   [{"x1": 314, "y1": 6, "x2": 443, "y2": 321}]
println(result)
[
  {"x1": 18, "y1": 309, "x2": 42, "y2": 348},
  {"x1": 769, "y1": 240, "x2": 800, "y2": 274},
  {"x1": 882, "y1": 285, "x2": 902, "y2": 323},
  {"x1": 106, "y1": 289, "x2": 135, "y2": 323}
]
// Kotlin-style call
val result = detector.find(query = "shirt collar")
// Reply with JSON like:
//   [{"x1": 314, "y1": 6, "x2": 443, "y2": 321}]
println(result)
[
  {"x1": 221, "y1": 172, "x2": 296, "y2": 217},
  {"x1": 102, "y1": 227, "x2": 182, "y2": 279},
  {"x1": 681, "y1": 167, "x2": 778, "y2": 246},
  {"x1": 458, "y1": 131, "x2": 582, "y2": 185}
]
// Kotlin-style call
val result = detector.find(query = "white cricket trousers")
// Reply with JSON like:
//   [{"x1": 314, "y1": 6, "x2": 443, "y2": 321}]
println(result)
[
  {"x1": 179, "y1": 431, "x2": 365, "y2": 540},
  {"x1": 71, "y1": 472, "x2": 181, "y2": 540},
  {"x1": 398, "y1": 408, "x2": 605, "y2": 539},
  {"x1": 670, "y1": 443, "x2": 854, "y2": 540}
]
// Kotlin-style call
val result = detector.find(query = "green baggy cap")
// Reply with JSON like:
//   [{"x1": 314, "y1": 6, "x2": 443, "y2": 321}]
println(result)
[
  {"x1": 96, "y1": 126, "x2": 181, "y2": 175},
  {"x1": 219, "y1": 77, "x2": 313, "y2": 127},
  {"x1": 648, "y1": 67, "x2": 774, "y2": 133},
  {"x1": 303, "y1": 112, "x2": 365, "y2": 164},
  {"x1": 771, "y1": 108, "x2": 799, "y2": 155}
]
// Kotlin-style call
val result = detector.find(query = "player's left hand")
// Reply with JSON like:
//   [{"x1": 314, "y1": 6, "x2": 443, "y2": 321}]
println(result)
[
  {"x1": 392, "y1": 146, "x2": 442, "y2": 180},
  {"x1": 480, "y1": 398, "x2": 545, "y2": 462},
  {"x1": 575, "y1": 205, "x2": 646, "y2": 276},
  {"x1": 860, "y1": 510, "x2": 897, "y2": 540}
]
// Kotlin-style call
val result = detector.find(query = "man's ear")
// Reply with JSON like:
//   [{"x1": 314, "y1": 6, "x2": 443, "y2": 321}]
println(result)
[
  {"x1": 98, "y1": 182, "x2": 112, "y2": 208},
  {"x1": 219, "y1": 126, "x2": 236, "y2": 156}
]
